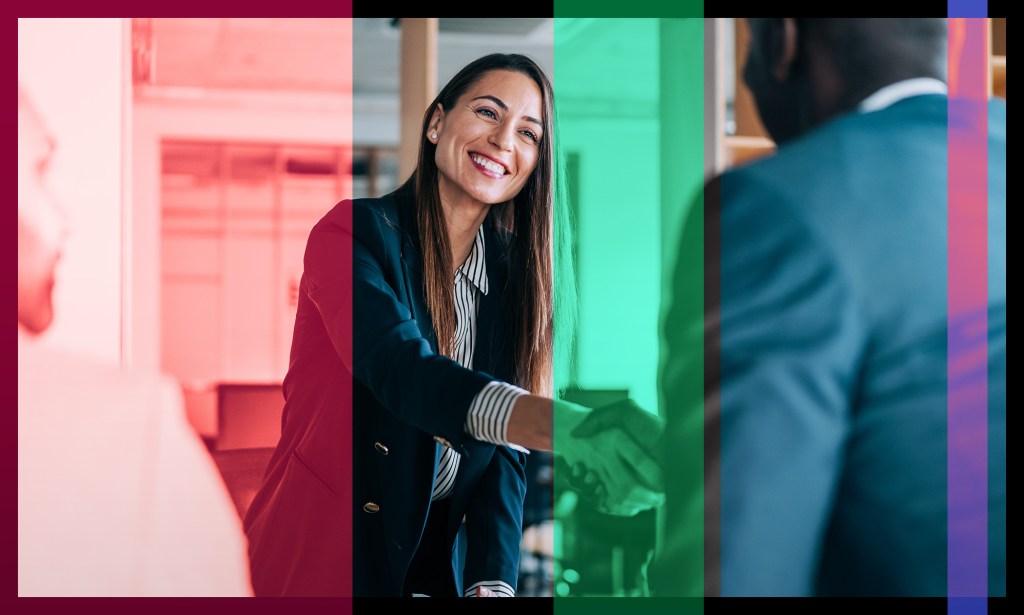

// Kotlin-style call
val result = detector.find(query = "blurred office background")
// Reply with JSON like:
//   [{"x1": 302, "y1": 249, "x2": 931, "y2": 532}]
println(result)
[{"x1": 18, "y1": 17, "x2": 1006, "y2": 599}]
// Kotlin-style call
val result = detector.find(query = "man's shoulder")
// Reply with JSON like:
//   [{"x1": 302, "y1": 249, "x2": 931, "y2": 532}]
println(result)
[
  {"x1": 721, "y1": 116, "x2": 857, "y2": 191},
  {"x1": 18, "y1": 341, "x2": 181, "y2": 460},
  {"x1": 720, "y1": 97, "x2": 950, "y2": 216},
  {"x1": 19, "y1": 341, "x2": 167, "y2": 397},
  {"x1": 729, "y1": 95, "x2": 946, "y2": 178}
]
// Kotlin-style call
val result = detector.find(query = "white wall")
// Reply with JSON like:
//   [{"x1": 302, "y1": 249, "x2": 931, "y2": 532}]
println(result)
[
  {"x1": 18, "y1": 19, "x2": 126, "y2": 365},
  {"x1": 130, "y1": 89, "x2": 352, "y2": 373},
  {"x1": 556, "y1": 19, "x2": 662, "y2": 416},
  {"x1": 562, "y1": 117, "x2": 662, "y2": 416}
]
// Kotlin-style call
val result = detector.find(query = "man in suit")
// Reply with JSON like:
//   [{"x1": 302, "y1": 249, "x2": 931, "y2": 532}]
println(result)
[
  {"x1": 17, "y1": 85, "x2": 251, "y2": 596},
  {"x1": 655, "y1": 19, "x2": 1005, "y2": 596}
]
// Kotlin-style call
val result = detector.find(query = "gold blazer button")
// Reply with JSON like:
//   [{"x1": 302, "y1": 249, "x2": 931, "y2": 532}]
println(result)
[
  {"x1": 363, "y1": 502, "x2": 380, "y2": 514},
  {"x1": 374, "y1": 442, "x2": 389, "y2": 455}
]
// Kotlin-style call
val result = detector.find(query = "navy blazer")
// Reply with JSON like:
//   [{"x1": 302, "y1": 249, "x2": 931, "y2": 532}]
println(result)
[{"x1": 244, "y1": 183, "x2": 528, "y2": 596}]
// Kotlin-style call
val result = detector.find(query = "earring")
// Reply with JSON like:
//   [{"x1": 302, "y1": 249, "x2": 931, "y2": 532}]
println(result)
[{"x1": 431, "y1": 132, "x2": 437, "y2": 140}]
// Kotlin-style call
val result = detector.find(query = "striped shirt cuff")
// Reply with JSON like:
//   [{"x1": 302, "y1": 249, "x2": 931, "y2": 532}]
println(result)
[
  {"x1": 464, "y1": 580, "x2": 515, "y2": 597},
  {"x1": 465, "y1": 381, "x2": 529, "y2": 453}
]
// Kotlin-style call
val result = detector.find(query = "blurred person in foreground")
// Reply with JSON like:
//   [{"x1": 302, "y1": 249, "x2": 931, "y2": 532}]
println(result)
[
  {"x1": 244, "y1": 53, "x2": 664, "y2": 598},
  {"x1": 655, "y1": 19, "x2": 1005, "y2": 596},
  {"x1": 17, "y1": 84, "x2": 251, "y2": 596}
]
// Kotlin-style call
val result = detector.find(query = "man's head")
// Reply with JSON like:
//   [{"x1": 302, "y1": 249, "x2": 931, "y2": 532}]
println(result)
[
  {"x1": 744, "y1": 18, "x2": 948, "y2": 144},
  {"x1": 18, "y1": 85, "x2": 65, "y2": 334}
]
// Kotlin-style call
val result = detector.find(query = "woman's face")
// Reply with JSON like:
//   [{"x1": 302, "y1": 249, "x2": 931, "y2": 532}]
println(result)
[{"x1": 431, "y1": 69, "x2": 544, "y2": 209}]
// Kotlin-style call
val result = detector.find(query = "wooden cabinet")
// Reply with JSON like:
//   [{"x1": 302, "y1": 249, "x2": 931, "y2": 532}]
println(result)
[
  {"x1": 991, "y1": 18, "x2": 1006, "y2": 99},
  {"x1": 723, "y1": 18, "x2": 775, "y2": 169}
]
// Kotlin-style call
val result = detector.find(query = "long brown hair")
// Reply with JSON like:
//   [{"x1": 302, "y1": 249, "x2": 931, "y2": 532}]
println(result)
[{"x1": 404, "y1": 53, "x2": 575, "y2": 397}]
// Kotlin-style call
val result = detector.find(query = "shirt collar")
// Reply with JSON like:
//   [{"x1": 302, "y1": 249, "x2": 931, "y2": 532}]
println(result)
[
  {"x1": 858, "y1": 77, "x2": 948, "y2": 114},
  {"x1": 455, "y1": 224, "x2": 489, "y2": 295}
]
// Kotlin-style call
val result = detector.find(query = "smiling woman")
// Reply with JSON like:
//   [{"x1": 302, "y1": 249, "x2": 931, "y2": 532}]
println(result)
[
  {"x1": 242, "y1": 53, "x2": 664, "y2": 598},
  {"x1": 412, "y1": 57, "x2": 556, "y2": 394},
  {"x1": 433, "y1": 73, "x2": 543, "y2": 202}
]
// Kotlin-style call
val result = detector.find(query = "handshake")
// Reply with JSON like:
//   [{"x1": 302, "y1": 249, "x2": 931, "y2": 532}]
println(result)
[{"x1": 553, "y1": 398, "x2": 666, "y2": 517}]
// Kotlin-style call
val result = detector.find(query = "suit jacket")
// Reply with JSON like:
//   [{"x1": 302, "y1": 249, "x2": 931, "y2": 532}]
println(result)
[
  {"x1": 18, "y1": 337, "x2": 251, "y2": 596},
  {"x1": 656, "y1": 95, "x2": 1006, "y2": 596},
  {"x1": 243, "y1": 183, "x2": 527, "y2": 596}
]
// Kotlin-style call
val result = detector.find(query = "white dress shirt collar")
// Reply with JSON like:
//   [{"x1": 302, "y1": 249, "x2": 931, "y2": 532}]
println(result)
[
  {"x1": 858, "y1": 77, "x2": 949, "y2": 114},
  {"x1": 455, "y1": 224, "x2": 489, "y2": 296}
]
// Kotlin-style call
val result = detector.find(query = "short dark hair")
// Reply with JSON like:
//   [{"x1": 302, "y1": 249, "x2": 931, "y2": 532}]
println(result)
[{"x1": 800, "y1": 19, "x2": 948, "y2": 88}]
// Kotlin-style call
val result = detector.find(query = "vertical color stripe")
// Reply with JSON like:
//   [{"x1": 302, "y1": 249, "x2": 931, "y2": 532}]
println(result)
[
  {"x1": 946, "y1": 16, "x2": 988, "y2": 615},
  {"x1": 948, "y1": 1, "x2": 989, "y2": 18},
  {"x1": 553, "y1": 13, "x2": 703, "y2": 615}
]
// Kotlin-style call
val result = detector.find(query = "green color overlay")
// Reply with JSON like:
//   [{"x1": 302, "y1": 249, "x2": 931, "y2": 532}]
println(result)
[{"x1": 552, "y1": 16, "x2": 705, "y2": 610}]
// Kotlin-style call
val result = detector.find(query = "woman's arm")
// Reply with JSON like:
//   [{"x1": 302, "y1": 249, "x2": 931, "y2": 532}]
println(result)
[
  {"x1": 503, "y1": 394, "x2": 561, "y2": 452},
  {"x1": 462, "y1": 445, "x2": 527, "y2": 596},
  {"x1": 307, "y1": 200, "x2": 663, "y2": 516},
  {"x1": 508, "y1": 395, "x2": 665, "y2": 517},
  {"x1": 304, "y1": 201, "x2": 495, "y2": 450}
]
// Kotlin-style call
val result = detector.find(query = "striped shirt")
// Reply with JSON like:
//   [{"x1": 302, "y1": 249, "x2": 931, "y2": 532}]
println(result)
[
  {"x1": 430, "y1": 225, "x2": 526, "y2": 598},
  {"x1": 432, "y1": 225, "x2": 528, "y2": 500}
]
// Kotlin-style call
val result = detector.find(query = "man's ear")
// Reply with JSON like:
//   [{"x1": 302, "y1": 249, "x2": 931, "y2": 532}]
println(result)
[{"x1": 773, "y1": 18, "x2": 799, "y2": 82}]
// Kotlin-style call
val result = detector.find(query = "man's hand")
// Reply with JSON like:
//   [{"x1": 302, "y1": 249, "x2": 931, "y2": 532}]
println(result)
[
  {"x1": 571, "y1": 399, "x2": 665, "y2": 463},
  {"x1": 555, "y1": 398, "x2": 666, "y2": 516}
]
